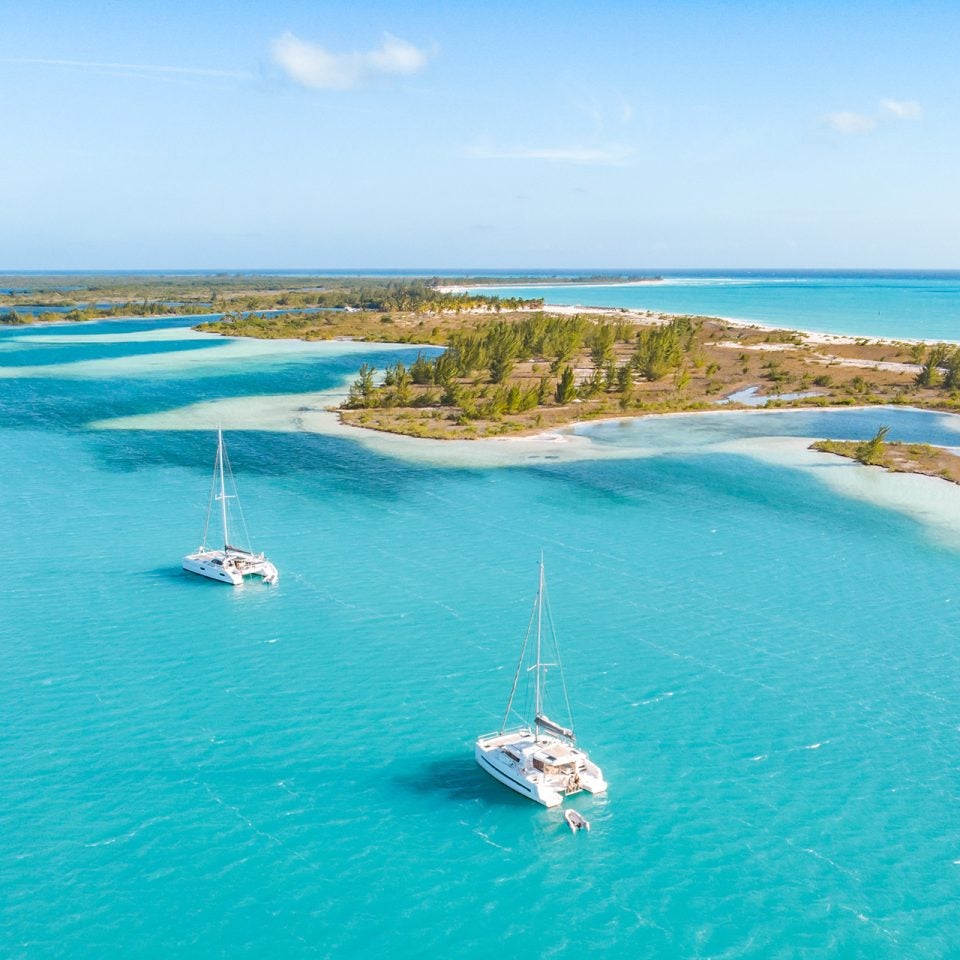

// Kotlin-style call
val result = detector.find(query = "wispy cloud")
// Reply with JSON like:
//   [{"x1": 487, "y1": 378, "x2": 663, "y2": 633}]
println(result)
[
  {"x1": 565, "y1": 89, "x2": 635, "y2": 136},
  {"x1": 271, "y1": 32, "x2": 429, "y2": 91},
  {"x1": 466, "y1": 142, "x2": 634, "y2": 165},
  {"x1": 880, "y1": 98, "x2": 922, "y2": 120},
  {"x1": 827, "y1": 111, "x2": 878, "y2": 135},
  {"x1": 827, "y1": 99, "x2": 923, "y2": 135},
  {"x1": 0, "y1": 56, "x2": 249, "y2": 81}
]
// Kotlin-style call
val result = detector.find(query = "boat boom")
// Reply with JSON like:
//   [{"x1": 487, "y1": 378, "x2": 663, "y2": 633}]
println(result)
[{"x1": 536, "y1": 714, "x2": 574, "y2": 739}]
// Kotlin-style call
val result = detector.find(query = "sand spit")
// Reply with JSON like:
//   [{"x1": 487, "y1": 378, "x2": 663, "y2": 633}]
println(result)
[{"x1": 89, "y1": 372, "x2": 960, "y2": 551}]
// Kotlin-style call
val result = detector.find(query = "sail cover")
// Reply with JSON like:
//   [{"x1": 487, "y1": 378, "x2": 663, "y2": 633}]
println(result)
[{"x1": 536, "y1": 714, "x2": 574, "y2": 739}]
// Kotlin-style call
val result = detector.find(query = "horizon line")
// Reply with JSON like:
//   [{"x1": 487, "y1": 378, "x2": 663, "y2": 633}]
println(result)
[{"x1": 2, "y1": 266, "x2": 960, "y2": 275}]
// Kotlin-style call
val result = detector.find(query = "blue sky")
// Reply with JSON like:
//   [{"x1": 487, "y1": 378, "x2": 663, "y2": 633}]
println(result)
[{"x1": 1, "y1": 0, "x2": 957, "y2": 269}]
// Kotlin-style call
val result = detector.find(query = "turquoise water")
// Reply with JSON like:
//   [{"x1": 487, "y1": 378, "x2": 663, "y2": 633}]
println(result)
[
  {"x1": 4, "y1": 319, "x2": 960, "y2": 957},
  {"x1": 469, "y1": 272, "x2": 960, "y2": 342}
]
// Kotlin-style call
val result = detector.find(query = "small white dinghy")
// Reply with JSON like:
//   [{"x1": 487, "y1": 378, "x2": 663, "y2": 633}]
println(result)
[{"x1": 565, "y1": 809, "x2": 590, "y2": 833}]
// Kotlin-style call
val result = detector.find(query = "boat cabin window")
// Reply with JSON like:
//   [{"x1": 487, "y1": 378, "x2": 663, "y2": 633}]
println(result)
[
  {"x1": 503, "y1": 749, "x2": 520, "y2": 762},
  {"x1": 533, "y1": 756, "x2": 576, "y2": 775}
]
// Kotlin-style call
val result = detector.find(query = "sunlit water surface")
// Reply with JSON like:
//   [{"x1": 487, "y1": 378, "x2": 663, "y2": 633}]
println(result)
[
  {"x1": 2, "y1": 317, "x2": 960, "y2": 958},
  {"x1": 470, "y1": 271, "x2": 960, "y2": 341}
]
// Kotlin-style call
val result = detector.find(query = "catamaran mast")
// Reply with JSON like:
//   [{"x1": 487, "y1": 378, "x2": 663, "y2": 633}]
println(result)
[
  {"x1": 217, "y1": 427, "x2": 229, "y2": 550},
  {"x1": 535, "y1": 553, "x2": 544, "y2": 733}
]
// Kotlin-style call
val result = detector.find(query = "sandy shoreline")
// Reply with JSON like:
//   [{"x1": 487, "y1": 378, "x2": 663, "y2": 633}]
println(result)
[
  {"x1": 436, "y1": 283, "x2": 960, "y2": 348},
  {"x1": 15, "y1": 304, "x2": 956, "y2": 452},
  {"x1": 90, "y1": 384, "x2": 960, "y2": 549},
  {"x1": 14, "y1": 309, "x2": 946, "y2": 448},
  {"x1": 56, "y1": 319, "x2": 960, "y2": 552},
  {"x1": 435, "y1": 279, "x2": 665, "y2": 293},
  {"x1": 5, "y1": 291, "x2": 955, "y2": 349},
  {"x1": 70, "y1": 322, "x2": 960, "y2": 546},
  {"x1": 543, "y1": 303, "x2": 958, "y2": 348},
  {"x1": 350, "y1": 401, "x2": 960, "y2": 448}
]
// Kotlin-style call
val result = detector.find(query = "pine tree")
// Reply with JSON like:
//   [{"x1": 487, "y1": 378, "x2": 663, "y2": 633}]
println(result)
[
  {"x1": 410, "y1": 352, "x2": 434, "y2": 385},
  {"x1": 555, "y1": 365, "x2": 577, "y2": 404}
]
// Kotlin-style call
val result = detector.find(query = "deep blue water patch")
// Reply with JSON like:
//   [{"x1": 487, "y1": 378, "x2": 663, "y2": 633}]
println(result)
[{"x1": 0, "y1": 345, "x2": 431, "y2": 433}]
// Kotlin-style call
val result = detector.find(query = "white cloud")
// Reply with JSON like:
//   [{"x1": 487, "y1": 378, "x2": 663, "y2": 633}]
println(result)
[
  {"x1": 826, "y1": 99, "x2": 923, "y2": 136},
  {"x1": 271, "y1": 31, "x2": 429, "y2": 90},
  {"x1": 466, "y1": 143, "x2": 634, "y2": 165},
  {"x1": 827, "y1": 111, "x2": 878, "y2": 135},
  {"x1": 880, "y1": 99, "x2": 922, "y2": 120}
]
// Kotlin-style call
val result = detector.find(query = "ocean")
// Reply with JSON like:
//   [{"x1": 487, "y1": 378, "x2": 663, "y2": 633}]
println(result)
[
  {"x1": 3, "y1": 282, "x2": 960, "y2": 957},
  {"x1": 467, "y1": 271, "x2": 960, "y2": 342}
]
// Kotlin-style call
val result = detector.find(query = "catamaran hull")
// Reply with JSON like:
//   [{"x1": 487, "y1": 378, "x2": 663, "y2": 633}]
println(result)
[
  {"x1": 475, "y1": 731, "x2": 608, "y2": 808},
  {"x1": 182, "y1": 556, "x2": 244, "y2": 585},
  {"x1": 182, "y1": 552, "x2": 278, "y2": 586},
  {"x1": 474, "y1": 743, "x2": 564, "y2": 807}
]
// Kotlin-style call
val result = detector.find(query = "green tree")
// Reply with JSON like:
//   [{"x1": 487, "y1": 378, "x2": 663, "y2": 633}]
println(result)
[
  {"x1": 485, "y1": 322, "x2": 522, "y2": 383},
  {"x1": 519, "y1": 386, "x2": 540, "y2": 412},
  {"x1": 855, "y1": 425, "x2": 890, "y2": 465},
  {"x1": 384, "y1": 362, "x2": 412, "y2": 406},
  {"x1": 588, "y1": 322, "x2": 615, "y2": 368},
  {"x1": 548, "y1": 321, "x2": 587, "y2": 372},
  {"x1": 633, "y1": 318, "x2": 690, "y2": 381},
  {"x1": 579, "y1": 367, "x2": 605, "y2": 398},
  {"x1": 448, "y1": 330, "x2": 486, "y2": 376},
  {"x1": 604, "y1": 360, "x2": 618, "y2": 390},
  {"x1": 440, "y1": 380, "x2": 460, "y2": 406},
  {"x1": 916, "y1": 344, "x2": 948, "y2": 388},
  {"x1": 555, "y1": 365, "x2": 577, "y2": 404},
  {"x1": 410, "y1": 352, "x2": 434, "y2": 385},
  {"x1": 345, "y1": 363, "x2": 378, "y2": 408},
  {"x1": 943, "y1": 348, "x2": 960, "y2": 390},
  {"x1": 433, "y1": 350, "x2": 458, "y2": 386}
]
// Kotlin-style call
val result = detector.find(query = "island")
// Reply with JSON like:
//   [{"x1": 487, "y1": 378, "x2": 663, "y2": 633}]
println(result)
[
  {"x1": 7, "y1": 274, "x2": 960, "y2": 445},
  {"x1": 0, "y1": 274, "x2": 543, "y2": 325},
  {"x1": 195, "y1": 281, "x2": 960, "y2": 439},
  {"x1": 811, "y1": 427, "x2": 960, "y2": 485}
]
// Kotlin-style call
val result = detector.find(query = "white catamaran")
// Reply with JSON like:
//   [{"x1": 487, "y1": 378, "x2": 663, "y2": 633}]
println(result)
[
  {"x1": 182, "y1": 428, "x2": 279, "y2": 586},
  {"x1": 475, "y1": 557, "x2": 607, "y2": 807}
]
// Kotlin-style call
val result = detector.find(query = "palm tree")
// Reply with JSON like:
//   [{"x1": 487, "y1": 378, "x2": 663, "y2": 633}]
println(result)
[{"x1": 856, "y1": 425, "x2": 890, "y2": 465}]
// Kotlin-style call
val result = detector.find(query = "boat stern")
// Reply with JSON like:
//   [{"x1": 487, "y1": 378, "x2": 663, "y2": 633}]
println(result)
[{"x1": 578, "y1": 757, "x2": 608, "y2": 796}]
